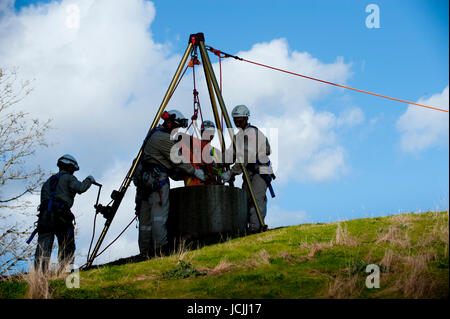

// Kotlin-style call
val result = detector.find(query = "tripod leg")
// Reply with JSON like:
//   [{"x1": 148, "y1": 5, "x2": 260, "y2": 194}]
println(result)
[
  {"x1": 84, "y1": 42, "x2": 195, "y2": 269},
  {"x1": 198, "y1": 39, "x2": 267, "y2": 231}
]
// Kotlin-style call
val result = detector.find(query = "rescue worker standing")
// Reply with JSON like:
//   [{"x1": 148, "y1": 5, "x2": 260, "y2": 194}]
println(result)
[
  {"x1": 221, "y1": 105, "x2": 275, "y2": 233},
  {"x1": 137, "y1": 109, "x2": 205, "y2": 257},
  {"x1": 34, "y1": 154, "x2": 95, "y2": 272}
]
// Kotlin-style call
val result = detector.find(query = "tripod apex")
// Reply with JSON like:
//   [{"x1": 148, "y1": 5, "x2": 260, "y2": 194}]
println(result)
[{"x1": 189, "y1": 33, "x2": 205, "y2": 44}]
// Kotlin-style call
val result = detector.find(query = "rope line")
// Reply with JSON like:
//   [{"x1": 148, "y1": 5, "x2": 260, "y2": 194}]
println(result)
[
  {"x1": 206, "y1": 46, "x2": 448, "y2": 113},
  {"x1": 92, "y1": 216, "x2": 137, "y2": 261},
  {"x1": 241, "y1": 58, "x2": 448, "y2": 113},
  {"x1": 80, "y1": 215, "x2": 137, "y2": 269}
]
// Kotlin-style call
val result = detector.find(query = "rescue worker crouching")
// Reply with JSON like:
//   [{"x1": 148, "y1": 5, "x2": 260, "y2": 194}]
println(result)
[
  {"x1": 135, "y1": 109, "x2": 205, "y2": 258},
  {"x1": 34, "y1": 154, "x2": 95, "y2": 272},
  {"x1": 221, "y1": 105, "x2": 275, "y2": 234}
]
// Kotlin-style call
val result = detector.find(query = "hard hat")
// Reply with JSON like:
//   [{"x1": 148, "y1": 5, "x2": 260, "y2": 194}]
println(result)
[
  {"x1": 162, "y1": 109, "x2": 188, "y2": 128},
  {"x1": 231, "y1": 104, "x2": 250, "y2": 118},
  {"x1": 57, "y1": 154, "x2": 79, "y2": 171},
  {"x1": 201, "y1": 120, "x2": 215, "y2": 131}
]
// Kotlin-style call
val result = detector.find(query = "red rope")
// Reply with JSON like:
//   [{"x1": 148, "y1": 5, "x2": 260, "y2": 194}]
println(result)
[
  {"x1": 186, "y1": 60, "x2": 204, "y2": 137},
  {"x1": 206, "y1": 45, "x2": 447, "y2": 113},
  {"x1": 240, "y1": 58, "x2": 448, "y2": 113}
]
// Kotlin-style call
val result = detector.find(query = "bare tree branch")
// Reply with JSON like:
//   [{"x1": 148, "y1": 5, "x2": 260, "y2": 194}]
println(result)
[{"x1": 0, "y1": 67, "x2": 53, "y2": 275}]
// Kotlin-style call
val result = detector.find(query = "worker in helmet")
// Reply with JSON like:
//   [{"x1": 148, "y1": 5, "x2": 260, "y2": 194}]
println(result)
[
  {"x1": 137, "y1": 109, "x2": 205, "y2": 258},
  {"x1": 184, "y1": 120, "x2": 223, "y2": 186},
  {"x1": 221, "y1": 105, "x2": 275, "y2": 233},
  {"x1": 34, "y1": 154, "x2": 95, "y2": 272}
]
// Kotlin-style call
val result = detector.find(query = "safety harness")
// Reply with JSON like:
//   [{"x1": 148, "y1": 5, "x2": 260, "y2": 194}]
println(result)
[
  {"x1": 46, "y1": 172, "x2": 67, "y2": 213},
  {"x1": 26, "y1": 172, "x2": 70, "y2": 244},
  {"x1": 241, "y1": 125, "x2": 276, "y2": 198},
  {"x1": 246, "y1": 160, "x2": 276, "y2": 198},
  {"x1": 140, "y1": 127, "x2": 171, "y2": 205}
]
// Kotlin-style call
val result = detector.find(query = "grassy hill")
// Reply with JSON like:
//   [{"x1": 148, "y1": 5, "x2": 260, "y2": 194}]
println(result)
[{"x1": 1, "y1": 211, "x2": 448, "y2": 299}]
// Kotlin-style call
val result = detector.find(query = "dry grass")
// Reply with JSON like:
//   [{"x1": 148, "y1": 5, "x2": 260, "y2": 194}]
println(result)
[
  {"x1": 400, "y1": 255, "x2": 435, "y2": 298},
  {"x1": 327, "y1": 273, "x2": 362, "y2": 298},
  {"x1": 379, "y1": 249, "x2": 395, "y2": 272},
  {"x1": 327, "y1": 214, "x2": 448, "y2": 299},
  {"x1": 390, "y1": 213, "x2": 414, "y2": 227},
  {"x1": 242, "y1": 249, "x2": 272, "y2": 269},
  {"x1": 301, "y1": 242, "x2": 333, "y2": 258},
  {"x1": 378, "y1": 252, "x2": 441, "y2": 298},
  {"x1": 19, "y1": 259, "x2": 72, "y2": 299},
  {"x1": 278, "y1": 251, "x2": 296, "y2": 264},
  {"x1": 222, "y1": 235, "x2": 237, "y2": 248},
  {"x1": 133, "y1": 273, "x2": 159, "y2": 282},
  {"x1": 412, "y1": 212, "x2": 449, "y2": 249},
  {"x1": 432, "y1": 211, "x2": 449, "y2": 245},
  {"x1": 258, "y1": 249, "x2": 271, "y2": 264},
  {"x1": 376, "y1": 225, "x2": 410, "y2": 248},
  {"x1": 212, "y1": 259, "x2": 233, "y2": 273},
  {"x1": 256, "y1": 233, "x2": 274, "y2": 242},
  {"x1": 332, "y1": 222, "x2": 359, "y2": 246},
  {"x1": 297, "y1": 222, "x2": 359, "y2": 258},
  {"x1": 374, "y1": 214, "x2": 447, "y2": 299},
  {"x1": 170, "y1": 239, "x2": 193, "y2": 262},
  {"x1": 297, "y1": 222, "x2": 360, "y2": 258},
  {"x1": 198, "y1": 258, "x2": 234, "y2": 277}
]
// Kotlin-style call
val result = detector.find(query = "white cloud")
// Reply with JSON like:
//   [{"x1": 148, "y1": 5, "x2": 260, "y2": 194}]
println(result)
[
  {"x1": 396, "y1": 86, "x2": 449, "y2": 153},
  {"x1": 0, "y1": 0, "x2": 181, "y2": 171},
  {"x1": 217, "y1": 38, "x2": 353, "y2": 114},
  {"x1": 336, "y1": 107, "x2": 365, "y2": 127},
  {"x1": 261, "y1": 106, "x2": 349, "y2": 183},
  {"x1": 206, "y1": 38, "x2": 358, "y2": 183}
]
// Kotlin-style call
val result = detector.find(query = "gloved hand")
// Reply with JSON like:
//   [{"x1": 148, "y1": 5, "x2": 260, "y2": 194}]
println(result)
[
  {"x1": 86, "y1": 175, "x2": 96, "y2": 184},
  {"x1": 194, "y1": 169, "x2": 205, "y2": 181},
  {"x1": 221, "y1": 170, "x2": 232, "y2": 182}
]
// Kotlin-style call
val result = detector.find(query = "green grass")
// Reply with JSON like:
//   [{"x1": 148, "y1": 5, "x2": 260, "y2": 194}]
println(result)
[{"x1": 1, "y1": 211, "x2": 448, "y2": 299}]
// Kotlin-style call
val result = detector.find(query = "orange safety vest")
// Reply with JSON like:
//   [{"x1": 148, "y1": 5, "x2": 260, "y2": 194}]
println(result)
[{"x1": 183, "y1": 137, "x2": 221, "y2": 186}]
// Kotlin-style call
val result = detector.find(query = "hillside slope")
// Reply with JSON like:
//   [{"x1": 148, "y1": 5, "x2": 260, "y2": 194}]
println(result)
[{"x1": 1, "y1": 211, "x2": 448, "y2": 299}]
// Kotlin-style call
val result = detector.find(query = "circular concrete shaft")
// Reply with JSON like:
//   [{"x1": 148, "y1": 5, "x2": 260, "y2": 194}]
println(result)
[{"x1": 168, "y1": 185, "x2": 248, "y2": 244}]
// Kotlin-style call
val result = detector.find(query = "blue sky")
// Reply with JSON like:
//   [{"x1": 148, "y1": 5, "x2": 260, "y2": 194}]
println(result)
[{"x1": 2, "y1": 0, "x2": 448, "y2": 265}]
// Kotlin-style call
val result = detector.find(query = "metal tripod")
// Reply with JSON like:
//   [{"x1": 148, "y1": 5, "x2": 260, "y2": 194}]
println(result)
[{"x1": 84, "y1": 32, "x2": 266, "y2": 269}]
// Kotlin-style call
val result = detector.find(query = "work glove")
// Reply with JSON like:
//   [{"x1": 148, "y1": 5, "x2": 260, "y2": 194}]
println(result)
[
  {"x1": 221, "y1": 170, "x2": 232, "y2": 182},
  {"x1": 86, "y1": 175, "x2": 96, "y2": 184},
  {"x1": 194, "y1": 169, "x2": 205, "y2": 181}
]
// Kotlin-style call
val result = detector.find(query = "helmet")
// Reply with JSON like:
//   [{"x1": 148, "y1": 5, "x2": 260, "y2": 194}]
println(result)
[
  {"x1": 57, "y1": 154, "x2": 79, "y2": 171},
  {"x1": 231, "y1": 104, "x2": 250, "y2": 118},
  {"x1": 162, "y1": 109, "x2": 188, "y2": 128},
  {"x1": 201, "y1": 120, "x2": 215, "y2": 132}
]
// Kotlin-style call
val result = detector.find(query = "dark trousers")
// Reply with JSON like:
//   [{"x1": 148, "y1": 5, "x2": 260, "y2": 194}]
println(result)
[{"x1": 34, "y1": 226, "x2": 75, "y2": 272}]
